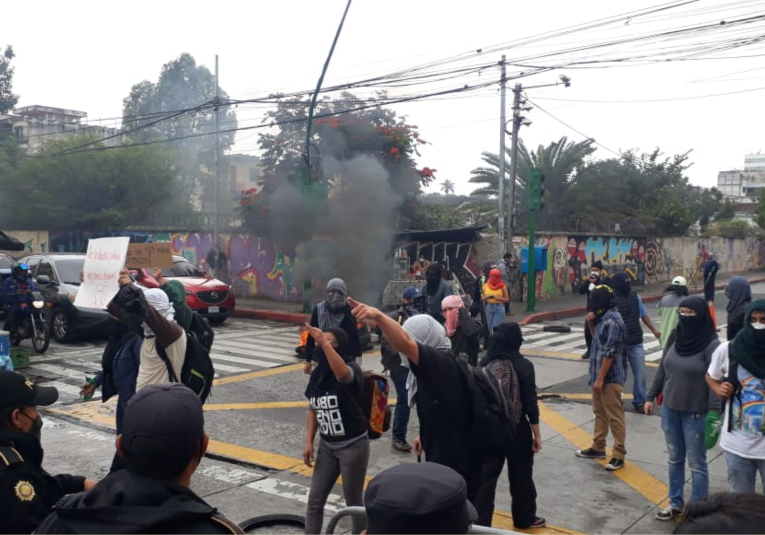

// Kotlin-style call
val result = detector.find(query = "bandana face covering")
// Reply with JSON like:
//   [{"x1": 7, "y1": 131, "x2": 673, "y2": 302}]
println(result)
[{"x1": 441, "y1": 295, "x2": 464, "y2": 337}]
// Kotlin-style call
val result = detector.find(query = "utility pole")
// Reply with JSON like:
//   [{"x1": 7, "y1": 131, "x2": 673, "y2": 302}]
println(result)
[
  {"x1": 213, "y1": 54, "x2": 221, "y2": 274},
  {"x1": 497, "y1": 55, "x2": 507, "y2": 255},
  {"x1": 508, "y1": 83, "x2": 522, "y2": 244}
]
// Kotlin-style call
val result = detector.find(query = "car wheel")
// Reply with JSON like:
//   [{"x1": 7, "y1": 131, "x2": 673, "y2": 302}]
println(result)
[{"x1": 52, "y1": 309, "x2": 74, "y2": 342}]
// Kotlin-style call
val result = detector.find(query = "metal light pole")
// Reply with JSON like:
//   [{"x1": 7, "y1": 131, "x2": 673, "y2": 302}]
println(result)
[
  {"x1": 497, "y1": 56, "x2": 507, "y2": 255},
  {"x1": 213, "y1": 54, "x2": 221, "y2": 273},
  {"x1": 508, "y1": 83, "x2": 522, "y2": 244}
]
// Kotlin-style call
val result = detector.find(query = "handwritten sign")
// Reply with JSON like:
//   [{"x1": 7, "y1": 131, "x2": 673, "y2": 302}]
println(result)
[
  {"x1": 75, "y1": 237, "x2": 130, "y2": 310},
  {"x1": 125, "y1": 243, "x2": 174, "y2": 269}
]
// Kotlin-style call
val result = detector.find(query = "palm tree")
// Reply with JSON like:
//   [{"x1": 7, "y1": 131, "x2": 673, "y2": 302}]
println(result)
[{"x1": 440, "y1": 179, "x2": 456, "y2": 195}]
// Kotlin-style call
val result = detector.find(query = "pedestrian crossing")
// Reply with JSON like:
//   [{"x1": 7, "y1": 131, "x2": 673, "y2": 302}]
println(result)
[{"x1": 20, "y1": 320, "x2": 304, "y2": 405}]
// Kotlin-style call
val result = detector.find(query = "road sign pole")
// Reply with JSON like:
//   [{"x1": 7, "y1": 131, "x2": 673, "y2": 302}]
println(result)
[{"x1": 527, "y1": 210, "x2": 536, "y2": 313}]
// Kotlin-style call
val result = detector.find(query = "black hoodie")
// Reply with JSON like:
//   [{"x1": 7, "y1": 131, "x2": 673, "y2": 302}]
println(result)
[{"x1": 35, "y1": 470, "x2": 242, "y2": 535}]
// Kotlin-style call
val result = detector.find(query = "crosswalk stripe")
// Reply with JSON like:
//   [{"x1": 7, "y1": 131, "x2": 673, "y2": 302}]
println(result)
[
  {"x1": 216, "y1": 338, "x2": 297, "y2": 353},
  {"x1": 237, "y1": 333, "x2": 299, "y2": 347},
  {"x1": 525, "y1": 332, "x2": 583, "y2": 348},
  {"x1": 211, "y1": 362, "x2": 250, "y2": 373},
  {"x1": 211, "y1": 352, "x2": 288, "y2": 368},
  {"x1": 45, "y1": 381, "x2": 101, "y2": 402},
  {"x1": 214, "y1": 343, "x2": 300, "y2": 363},
  {"x1": 34, "y1": 363, "x2": 95, "y2": 381}
]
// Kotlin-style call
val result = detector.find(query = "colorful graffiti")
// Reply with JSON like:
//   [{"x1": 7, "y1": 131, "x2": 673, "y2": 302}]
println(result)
[
  {"x1": 402, "y1": 241, "x2": 478, "y2": 292},
  {"x1": 567, "y1": 236, "x2": 647, "y2": 290}
]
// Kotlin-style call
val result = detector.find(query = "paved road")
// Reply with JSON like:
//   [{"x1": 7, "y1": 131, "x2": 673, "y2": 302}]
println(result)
[{"x1": 17, "y1": 285, "x2": 765, "y2": 534}]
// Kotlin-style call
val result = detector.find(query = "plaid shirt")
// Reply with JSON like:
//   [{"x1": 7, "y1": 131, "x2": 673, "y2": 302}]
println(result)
[{"x1": 589, "y1": 308, "x2": 627, "y2": 386}]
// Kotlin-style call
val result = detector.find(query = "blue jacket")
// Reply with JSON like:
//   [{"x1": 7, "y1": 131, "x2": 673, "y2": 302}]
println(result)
[{"x1": 0, "y1": 277, "x2": 38, "y2": 306}]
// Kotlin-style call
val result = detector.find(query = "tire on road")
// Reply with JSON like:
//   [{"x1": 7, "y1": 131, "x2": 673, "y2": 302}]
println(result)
[
  {"x1": 239, "y1": 514, "x2": 306, "y2": 534},
  {"x1": 543, "y1": 325, "x2": 572, "y2": 333}
]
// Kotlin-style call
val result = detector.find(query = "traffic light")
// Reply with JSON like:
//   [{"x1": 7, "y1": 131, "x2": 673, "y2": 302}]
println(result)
[{"x1": 528, "y1": 168, "x2": 546, "y2": 211}]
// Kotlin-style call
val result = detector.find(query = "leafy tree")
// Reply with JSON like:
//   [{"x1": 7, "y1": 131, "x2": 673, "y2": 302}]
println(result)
[
  {"x1": 122, "y1": 53, "x2": 237, "y2": 209},
  {"x1": 0, "y1": 45, "x2": 18, "y2": 114},
  {"x1": 408, "y1": 203, "x2": 468, "y2": 231},
  {"x1": 440, "y1": 179, "x2": 456, "y2": 195},
  {"x1": 716, "y1": 198, "x2": 736, "y2": 221},
  {"x1": 0, "y1": 137, "x2": 180, "y2": 230}
]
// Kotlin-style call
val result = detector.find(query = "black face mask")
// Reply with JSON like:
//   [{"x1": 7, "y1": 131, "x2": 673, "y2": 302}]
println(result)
[
  {"x1": 20, "y1": 411, "x2": 43, "y2": 441},
  {"x1": 678, "y1": 314, "x2": 703, "y2": 331}
]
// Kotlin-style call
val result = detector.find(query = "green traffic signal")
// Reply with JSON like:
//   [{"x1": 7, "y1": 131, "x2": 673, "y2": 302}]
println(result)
[{"x1": 528, "y1": 168, "x2": 546, "y2": 211}]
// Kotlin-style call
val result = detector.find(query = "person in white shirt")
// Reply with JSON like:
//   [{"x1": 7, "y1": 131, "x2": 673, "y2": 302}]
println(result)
[{"x1": 706, "y1": 299, "x2": 765, "y2": 494}]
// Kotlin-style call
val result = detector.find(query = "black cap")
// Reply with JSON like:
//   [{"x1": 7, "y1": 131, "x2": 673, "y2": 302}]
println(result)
[
  {"x1": 121, "y1": 384, "x2": 204, "y2": 475},
  {"x1": 0, "y1": 371, "x2": 58, "y2": 410},
  {"x1": 592, "y1": 261, "x2": 604, "y2": 270},
  {"x1": 365, "y1": 462, "x2": 478, "y2": 534}
]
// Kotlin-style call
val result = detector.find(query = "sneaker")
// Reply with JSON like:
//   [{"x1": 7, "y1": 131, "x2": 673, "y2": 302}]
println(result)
[
  {"x1": 392, "y1": 440, "x2": 412, "y2": 453},
  {"x1": 605, "y1": 458, "x2": 625, "y2": 471},
  {"x1": 575, "y1": 448, "x2": 606, "y2": 459},
  {"x1": 581, "y1": 350, "x2": 590, "y2": 360},
  {"x1": 515, "y1": 517, "x2": 546, "y2": 529},
  {"x1": 655, "y1": 507, "x2": 683, "y2": 521},
  {"x1": 634, "y1": 403, "x2": 645, "y2": 413}
]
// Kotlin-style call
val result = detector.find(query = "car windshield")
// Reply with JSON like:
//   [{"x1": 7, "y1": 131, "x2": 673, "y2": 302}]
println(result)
[
  {"x1": 162, "y1": 260, "x2": 203, "y2": 278},
  {"x1": 55, "y1": 258, "x2": 86, "y2": 284}
]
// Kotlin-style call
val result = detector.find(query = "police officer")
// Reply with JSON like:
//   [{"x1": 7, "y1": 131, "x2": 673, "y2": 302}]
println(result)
[{"x1": 0, "y1": 371, "x2": 94, "y2": 533}]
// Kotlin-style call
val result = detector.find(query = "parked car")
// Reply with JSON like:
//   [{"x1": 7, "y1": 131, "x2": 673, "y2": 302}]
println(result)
[
  {"x1": 131, "y1": 255, "x2": 235, "y2": 323},
  {"x1": 20, "y1": 253, "x2": 110, "y2": 342}
]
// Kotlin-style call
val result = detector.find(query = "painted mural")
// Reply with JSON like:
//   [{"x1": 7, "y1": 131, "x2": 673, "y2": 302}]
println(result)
[
  {"x1": 402, "y1": 241, "x2": 479, "y2": 292},
  {"x1": 1, "y1": 231, "x2": 50, "y2": 258}
]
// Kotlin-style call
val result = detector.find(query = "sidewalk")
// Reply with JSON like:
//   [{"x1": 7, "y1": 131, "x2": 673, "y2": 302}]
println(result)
[{"x1": 232, "y1": 269, "x2": 765, "y2": 325}]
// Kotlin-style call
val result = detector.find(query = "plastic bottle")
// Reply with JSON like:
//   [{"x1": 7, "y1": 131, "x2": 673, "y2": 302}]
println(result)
[{"x1": 83, "y1": 376, "x2": 97, "y2": 402}]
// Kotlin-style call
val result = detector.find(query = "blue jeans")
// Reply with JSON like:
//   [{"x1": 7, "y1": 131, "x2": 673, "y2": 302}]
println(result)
[
  {"x1": 627, "y1": 344, "x2": 646, "y2": 407},
  {"x1": 661, "y1": 405, "x2": 709, "y2": 510},
  {"x1": 390, "y1": 367, "x2": 410, "y2": 443},
  {"x1": 725, "y1": 452, "x2": 765, "y2": 494},
  {"x1": 485, "y1": 303, "x2": 505, "y2": 334}
]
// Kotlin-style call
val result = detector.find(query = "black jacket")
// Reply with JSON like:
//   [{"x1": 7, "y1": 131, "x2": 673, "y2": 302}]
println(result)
[
  {"x1": 448, "y1": 309, "x2": 481, "y2": 365},
  {"x1": 727, "y1": 301, "x2": 749, "y2": 341},
  {"x1": 306, "y1": 305, "x2": 362, "y2": 360},
  {"x1": 0, "y1": 431, "x2": 84, "y2": 534},
  {"x1": 35, "y1": 469, "x2": 242, "y2": 534},
  {"x1": 380, "y1": 307, "x2": 412, "y2": 373}
]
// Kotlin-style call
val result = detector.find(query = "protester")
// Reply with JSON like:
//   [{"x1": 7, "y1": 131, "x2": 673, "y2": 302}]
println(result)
[
  {"x1": 365, "y1": 463, "x2": 478, "y2": 535},
  {"x1": 351, "y1": 299, "x2": 481, "y2": 501},
  {"x1": 703, "y1": 254, "x2": 720, "y2": 303},
  {"x1": 36, "y1": 383, "x2": 242, "y2": 534},
  {"x1": 724, "y1": 276, "x2": 752, "y2": 341},
  {"x1": 0, "y1": 371, "x2": 95, "y2": 534},
  {"x1": 497, "y1": 253, "x2": 516, "y2": 316},
  {"x1": 672, "y1": 492, "x2": 765, "y2": 534},
  {"x1": 475, "y1": 323, "x2": 545, "y2": 529},
  {"x1": 646, "y1": 296, "x2": 721, "y2": 521},
  {"x1": 304, "y1": 279, "x2": 362, "y2": 372},
  {"x1": 424, "y1": 263, "x2": 453, "y2": 320},
  {"x1": 469, "y1": 263, "x2": 491, "y2": 319},
  {"x1": 380, "y1": 287, "x2": 421, "y2": 453},
  {"x1": 411, "y1": 255, "x2": 430, "y2": 280},
  {"x1": 303, "y1": 326, "x2": 369, "y2": 535},
  {"x1": 657, "y1": 276, "x2": 689, "y2": 348},
  {"x1": 578, "y1": 261, "x2": 608, "y2": 359},
  {"x1": 152, "y1": 268, "x2": 193, "y2": 331},
  {"x1": 575, "y1": 284, "x2": 628, "y2": 471},
  {"x1": 482, "y1": 269, "x2": 509, "y2": 334},
  {"x1": 706, "y1": 300, "x2": 765, "y2": 494},
  {"x1": 611, "y1": 273, "x2": 661, "y2": 413},
  {"x1": 442, "y1": 295, "x2": 480, "y2": 366}
]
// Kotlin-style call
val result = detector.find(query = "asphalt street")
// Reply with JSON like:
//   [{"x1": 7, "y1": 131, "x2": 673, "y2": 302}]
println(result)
[{"x1": 16, "y1": 283, "x2": 765, "y2": 535}]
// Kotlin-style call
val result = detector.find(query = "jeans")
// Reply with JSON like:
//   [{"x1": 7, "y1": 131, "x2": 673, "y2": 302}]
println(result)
[
  {"x1": 475, "y1": 419, "x2": 537, "y2": 528},
  {"x1": 485, "y1": 303, "x2": 505, "y2": 334},
  {"x1": 725, "y1": 452, "x2": 765, "y2": 494},
  {"x1": 627, "y1": 344, "x2": 646, "y2": 407},
  {"x1": 305, "y1": 437, "x2": 370, "y2": 534},
  {"x1": 591, "y1": 383, "x2": 627, "y2": 459},
  {"x1": 661, "y1": 405, "x2": 709, "y2": 510},
  {"x1": 390, "y1": 367, "x2": 410, "y2": 443}
]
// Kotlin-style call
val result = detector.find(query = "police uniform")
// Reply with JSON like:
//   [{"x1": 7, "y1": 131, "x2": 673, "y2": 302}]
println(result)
[{"x1": 0, "y1": 371, "x2": 85, "y2": 534}]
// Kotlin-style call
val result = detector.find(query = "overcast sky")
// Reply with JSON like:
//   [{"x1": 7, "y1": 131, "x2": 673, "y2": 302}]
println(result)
[{"x1": 5, "y1": 0, "x2": 764, "y2": 195}]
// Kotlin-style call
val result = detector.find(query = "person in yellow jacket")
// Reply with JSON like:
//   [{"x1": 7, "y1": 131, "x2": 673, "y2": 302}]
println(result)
[{"x1": 482, "y1": 269, "x2": 510, "y2": 334}]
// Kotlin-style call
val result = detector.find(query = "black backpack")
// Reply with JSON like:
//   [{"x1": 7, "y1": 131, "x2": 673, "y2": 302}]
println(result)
[
  {"x1": 157, "y1": 332, "x2": 215, "y2": 403},
  {"x1": 188, "y1": 311, "x2": 215, "y2": 351},
  {"x1": 456, "y1": 361, "x2": 515, "y2": 455}
]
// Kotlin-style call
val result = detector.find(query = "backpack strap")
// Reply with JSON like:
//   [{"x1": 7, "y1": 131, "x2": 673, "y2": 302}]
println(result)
[
  {"x1": 0, "y1": 445, "x2": 24, "y2": 467},
  {"x1": 155, "y1": 339, "x2": 180, "y2": 383}
]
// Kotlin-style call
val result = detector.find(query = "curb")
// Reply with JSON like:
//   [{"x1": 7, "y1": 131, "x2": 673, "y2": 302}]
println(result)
[{"x1": 519, "y1": 276, "x2": 765, "y2": 325}]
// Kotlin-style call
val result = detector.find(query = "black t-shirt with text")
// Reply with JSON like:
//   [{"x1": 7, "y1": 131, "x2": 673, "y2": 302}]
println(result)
[{"x1": 306, "y1": 363, "x2": 367, "y2": 442}]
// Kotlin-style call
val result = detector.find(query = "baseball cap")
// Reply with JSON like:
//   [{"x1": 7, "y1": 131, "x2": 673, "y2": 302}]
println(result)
[
  {"x1": 0, "y1": 371, "x2": 58, "y2": 410},
  {"x1": 365, "y1": 462, "x2": 478, "y2": 534},
  {"x1": 672, "y1": 276, "x2": 688, "y2": 286},
  {"x1": 402, "y1": 286, "x2": 423, "y2": 300},
  {"x1": 121, "y1": 384, "x2": 204, "y2": 476}
]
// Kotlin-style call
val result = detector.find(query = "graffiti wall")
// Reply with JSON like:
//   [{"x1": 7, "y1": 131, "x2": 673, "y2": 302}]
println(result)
[
  {"x1": 401, "y1": 241, "x2": 480, "y2": 292},
  {"x1": 3, "y1": 231, "x2": 49, "y2": 258}
]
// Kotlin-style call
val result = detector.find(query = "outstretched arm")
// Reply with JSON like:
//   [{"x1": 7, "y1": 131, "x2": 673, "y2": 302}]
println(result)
[{"x1": 349, "y1": 298, "x2": 420, "y2": 364}]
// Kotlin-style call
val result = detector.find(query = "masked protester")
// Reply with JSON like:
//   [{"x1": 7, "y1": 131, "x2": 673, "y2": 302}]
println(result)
[
  {"x1": 442, "y1": 295, "x2": 480, "y2": 366},
  {"x1": 423, "y1": 263, "x2": 453, "y2": 320},
  {"x1": 305, "y1": 279, "x2": 362, "y2": 370},
  {"x1": 706, "y1": 300, "x2": 765, "y2": 494},
  {"x1": 576, "y1": 285, "x2": 628, "y2": 472},
  {"x1": 578, "y1": 261, "x2": 608, "y2": 360},
  {"x1": 0, "y1": 371, "x2": 95, "y2": 534},
  {"x1": 657, "y1": 276, "x2": 689, "y2": 348},
  {"x1": 482, "y1": 269, "x2": 509, "y2": 334},
  {"x1": 703, "y1": 254, "x2": 720, "y2": 303},
  {"x1": 646, "y1": 296, "x2": 721, "y2": 521},
  {"x1": 724, "y1": 276, "x2": 752, "y2": 341}
]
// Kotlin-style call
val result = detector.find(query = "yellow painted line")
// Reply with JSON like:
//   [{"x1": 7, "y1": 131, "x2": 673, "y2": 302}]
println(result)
[
  {"x1": 213, "y1": 363, "x2": 305, "y2": 386},
  {"x1": 493, "y1": 510, "x2": 582, "y2": 535},
  {"x1": 539, "y1": 401, "x2": 668, "y2": 505},
  {"x1": 540, "y1": 392, "x2": 634, "y2": 401}
]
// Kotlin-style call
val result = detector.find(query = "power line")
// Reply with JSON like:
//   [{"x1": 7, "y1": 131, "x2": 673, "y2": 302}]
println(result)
[{"x1": 533, "y1": 84, "x2": 765, "y2": 103}]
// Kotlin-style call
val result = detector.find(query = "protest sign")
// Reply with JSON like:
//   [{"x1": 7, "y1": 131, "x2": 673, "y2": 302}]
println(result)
[
  {"x1": 75, "y1": 237, "x2": 130, "y2": 309},
  {"x1": 126, "y1": 242, "x2": 174, "y2": 269}
]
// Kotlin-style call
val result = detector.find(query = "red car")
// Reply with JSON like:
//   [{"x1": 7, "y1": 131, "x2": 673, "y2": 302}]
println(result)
[{"x1": 132, "y1": 255, "x2": 235, "y2": 324}]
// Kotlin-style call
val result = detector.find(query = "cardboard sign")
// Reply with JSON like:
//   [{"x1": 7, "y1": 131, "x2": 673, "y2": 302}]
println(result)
[
  {"x1": 75, "y1": 237, "x2": 130, "y2": 309},
  {"x1": 125, "y1": 243, "x2": 174, "y2": 269}
]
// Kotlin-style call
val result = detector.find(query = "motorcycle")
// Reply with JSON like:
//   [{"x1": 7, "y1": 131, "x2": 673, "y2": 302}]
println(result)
[{"x1": 7, "y1": 290, "x2": 50, "y2": 354}]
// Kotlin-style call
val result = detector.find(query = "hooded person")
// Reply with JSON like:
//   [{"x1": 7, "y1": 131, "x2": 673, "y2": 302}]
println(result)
[
  {"x1": 482, "y1": 269, "x2": 509, "y2": 334},
  {"x1": 35, "y1": 384, "x2": 242, "y2": 535},
  {"x1": 703, "y1": 254, "x2": 720, "y2": 302},
  {"x1": 424, "y1": 263, "x2": 453, "y2": 320},
  {"x1": 706, "y1": 299, "x2": 765, "y2": 494},
  {"x1": 658, "y1": 276, "x2": 689, "y2": 348},
  {"x1": 302, "y1": 326, "x2": 369, "y2": 534},
  {"x1": 304, "y1": 279, "x2": 362, "y2": 367},
  {"x1": 646, "y1": 296, "x2": 721, "y2": 521},
  {"x1": 474, "y1": 324, "x2": 545, "y2": 529},
  {"x1": 724, "y1": 276, "x2": 752, "y2": 341},
  {"x1": 441, "y1": 295, "x2": 480, "y2": 366},
  {"x1": 578, "y1": 260, "x2": 609, "y2": 360}
]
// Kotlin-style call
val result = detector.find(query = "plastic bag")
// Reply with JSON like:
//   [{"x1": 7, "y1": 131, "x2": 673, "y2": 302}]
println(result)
[{"x1": 705, "y1": 410, "x2": 723, "y2": 450}]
